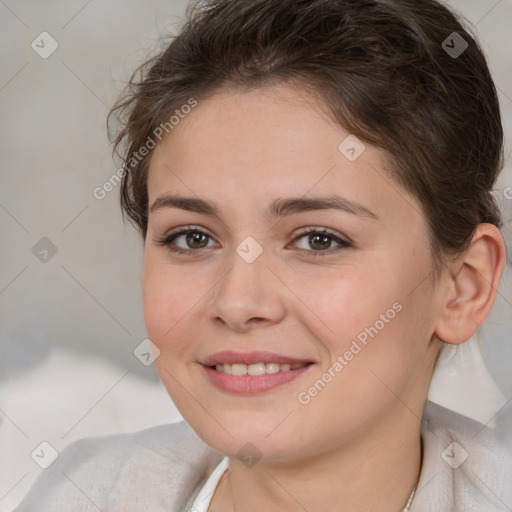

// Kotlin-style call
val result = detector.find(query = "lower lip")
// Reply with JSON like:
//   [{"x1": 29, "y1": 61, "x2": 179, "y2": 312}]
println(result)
[{"x1": 202, "y1": 364, "x2": 313, "y2": 394}]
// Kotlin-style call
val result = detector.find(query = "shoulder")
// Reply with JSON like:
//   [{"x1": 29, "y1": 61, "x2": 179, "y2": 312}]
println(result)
[
  {"x1": 15, "y1": 421, "x2": 223, "y2": 512},
  {"x1": 411, "y1": 401, "x2": 512, "y2": 512}
]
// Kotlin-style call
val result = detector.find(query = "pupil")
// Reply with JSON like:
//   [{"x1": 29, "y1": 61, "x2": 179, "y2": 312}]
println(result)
[
  {"x1": 187, "y1": 232, "x2": 207, "y2": 248},
  {"x1": 310, "y1": 233, "x2": 330, "y2": 250}
]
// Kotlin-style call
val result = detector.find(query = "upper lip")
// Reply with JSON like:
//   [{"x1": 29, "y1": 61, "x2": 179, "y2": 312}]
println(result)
[{"x1": 201, "y1": 351, "x2": 313, "y2": 366}]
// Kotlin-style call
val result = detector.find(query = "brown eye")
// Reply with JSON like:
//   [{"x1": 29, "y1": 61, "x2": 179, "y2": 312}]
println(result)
[
  {"x1": 154, "y1": 226, "x2": 218, "y2": 254},
  {"x1": 308, "y1": 233, "x2": 332, "y2": 251},
  {"x1": 184, "y1": 232, "x2": 209, "y2": 249},
  {"x1": 291, "y1": 228, "x2": 352, "y2": 256}
]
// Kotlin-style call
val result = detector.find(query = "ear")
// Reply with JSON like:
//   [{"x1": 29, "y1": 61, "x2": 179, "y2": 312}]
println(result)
[{"x1": 434, "y1": 223, "x2": 507, "y2": 345}]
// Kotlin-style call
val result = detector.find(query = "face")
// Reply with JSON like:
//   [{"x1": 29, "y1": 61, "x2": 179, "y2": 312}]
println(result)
[{"x1": 142, "y1": 84, "x2": 442, "y2": 462}]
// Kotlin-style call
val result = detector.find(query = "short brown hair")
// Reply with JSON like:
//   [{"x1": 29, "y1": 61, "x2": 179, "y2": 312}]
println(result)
[{"x1": 108, "y1": 0, "x2": 504, "y2": 274}]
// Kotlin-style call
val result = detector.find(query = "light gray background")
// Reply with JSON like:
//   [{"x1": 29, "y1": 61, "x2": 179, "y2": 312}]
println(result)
[{"x1": 1, "y1": 0, "x2": 511, "y2": 510}]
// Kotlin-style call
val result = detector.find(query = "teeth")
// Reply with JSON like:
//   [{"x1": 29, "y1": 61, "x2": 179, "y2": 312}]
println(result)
[
  {"x1": 231, "y1": 363, "x2": 247, "y2": 376},
  {"x1": 266, "y1": 363, "x2": 280, "y2": 374},
  {"x1": 214, "y1": 362, "x2": 307, "y2": 375},
  {"x1": 248, "y1": 363, "x2": 266, "y2": 376}
]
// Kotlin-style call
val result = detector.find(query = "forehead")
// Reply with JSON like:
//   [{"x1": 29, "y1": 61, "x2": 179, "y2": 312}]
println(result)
[
  {"x1": 146, "y1": 84, "x2": 419, "y2": 225},
  {"x1": 154, "y1": 85, "x2": 347, "y2": 167}
]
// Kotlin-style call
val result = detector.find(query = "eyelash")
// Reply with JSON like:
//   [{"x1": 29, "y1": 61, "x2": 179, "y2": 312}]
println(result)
[{"x1": 154, "y1": 225, "x2": 352, "y2": 257}]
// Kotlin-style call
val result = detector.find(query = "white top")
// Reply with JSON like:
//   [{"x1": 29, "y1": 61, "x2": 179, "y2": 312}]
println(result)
[
  {"x1": 15, "y1": 400, "x2": 512, "y2": 511},
  {"x1": 190, "y1": 457, "x2": 416, "y2": 512},
  {"x1": 190, "y1": 456, "x2": 229, "y2": 511}
]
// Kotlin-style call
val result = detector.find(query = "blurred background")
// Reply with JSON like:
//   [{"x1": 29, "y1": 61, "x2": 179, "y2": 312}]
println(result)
[{"x1": 0, "y1": 0, "x2": 511, "y2": 510}]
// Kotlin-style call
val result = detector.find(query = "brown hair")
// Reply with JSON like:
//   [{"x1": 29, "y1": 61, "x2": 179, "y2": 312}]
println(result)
[{"x1": 108, "y1": 0, "x2": 504, "y2": 275}]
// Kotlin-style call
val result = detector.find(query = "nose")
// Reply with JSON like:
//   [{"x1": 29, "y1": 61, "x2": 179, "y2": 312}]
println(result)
[{"x1": 208, "y1": 247, "x2": 286, "y2": 332}]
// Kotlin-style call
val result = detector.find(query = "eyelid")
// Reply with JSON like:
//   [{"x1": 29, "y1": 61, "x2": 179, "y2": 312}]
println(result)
[
  {"x1": 162, "y1": 224, "x2": 215, "y2": 240},
  {"x1": 291, "y1": 226, "x2": 352, "y2": 245}
]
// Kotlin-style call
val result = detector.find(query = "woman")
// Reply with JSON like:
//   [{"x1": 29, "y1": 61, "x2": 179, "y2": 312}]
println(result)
[{"x1": 16, "y1": 0, "x2": 512, "y2": 510}]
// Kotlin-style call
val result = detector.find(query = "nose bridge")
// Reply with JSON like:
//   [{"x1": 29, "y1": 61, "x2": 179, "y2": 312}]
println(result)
[{"x1": 209, "y1": 239, "x2": 285, "y2": 330}]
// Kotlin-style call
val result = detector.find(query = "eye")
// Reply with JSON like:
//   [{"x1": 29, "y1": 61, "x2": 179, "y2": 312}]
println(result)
[
  {"x1": 290, "y1": 227, "x2": 352, "y2": 256},
  {"x1": 154, "y1": 225, "x2": 218, "y2": 255},
  {"x1": 153, "y1": 225, "x2": 352, "y2": 257}
]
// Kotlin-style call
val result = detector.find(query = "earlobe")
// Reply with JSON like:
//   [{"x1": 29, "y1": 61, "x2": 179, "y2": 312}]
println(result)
[{"x1": 434, "y1": 224, "x2": 506, "y2": 345}]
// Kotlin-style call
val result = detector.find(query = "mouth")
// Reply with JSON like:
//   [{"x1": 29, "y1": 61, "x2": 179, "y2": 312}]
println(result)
[{"x1": 200, "y1": 351, "x2": 315, "y2": 394}]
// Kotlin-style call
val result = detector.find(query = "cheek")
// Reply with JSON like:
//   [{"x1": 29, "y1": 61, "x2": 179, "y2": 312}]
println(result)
[
  {"x1": 141, "y1": 253, "x2": 205, "y2": 352},
  {"x1": 296, "y1": 259, "x2": 427, "y2": 384},
  {"x1": 292, "y1": 263, "x2": 397, "y2": 345}
]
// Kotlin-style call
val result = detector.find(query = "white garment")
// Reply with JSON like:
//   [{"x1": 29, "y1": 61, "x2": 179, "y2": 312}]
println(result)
[
  {"x1": 190, "y1": 456, "x2": 229, "y2": 512},
  {"x1": 190, "y1": 456, "x2": 418, "y2": 511},
  {"x1": 428, "y1": 334, "x2": 508, "y2": 425},
  {"x1": 14, "y1": 399, "x2": 512, "y2": 512}
]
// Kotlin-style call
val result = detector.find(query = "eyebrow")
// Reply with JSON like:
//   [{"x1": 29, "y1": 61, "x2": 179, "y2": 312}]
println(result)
[{"x1": 149, "y1": 194, "x2": 379, "y2": 220}]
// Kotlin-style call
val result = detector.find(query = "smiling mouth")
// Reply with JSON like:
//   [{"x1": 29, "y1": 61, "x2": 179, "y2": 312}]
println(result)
[
  {"x1": 211, "y1": 362, "x2": 311, "y2": 375},
  {"x1": 203, "y1": 359, "x2": 314, "y2": 394}
]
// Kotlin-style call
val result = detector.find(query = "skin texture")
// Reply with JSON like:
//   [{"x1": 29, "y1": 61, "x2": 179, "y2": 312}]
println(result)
[{"x1": 141, "y1": 84, "x2": 506, "y2": 512}]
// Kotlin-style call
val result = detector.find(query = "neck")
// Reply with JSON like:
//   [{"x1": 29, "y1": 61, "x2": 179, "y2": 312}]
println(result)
[{"x1": 211, "y1": 404, "x2": 423, "y2": 512}]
